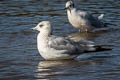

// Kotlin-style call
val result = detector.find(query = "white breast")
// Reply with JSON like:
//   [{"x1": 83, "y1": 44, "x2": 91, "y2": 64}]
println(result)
[{"x1": 67, "y1": 9, "x2": 83, "y2": 29}]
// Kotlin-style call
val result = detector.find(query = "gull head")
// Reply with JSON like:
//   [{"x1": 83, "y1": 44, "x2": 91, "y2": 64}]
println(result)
[
  {"x1": 32, "y1": 21, "x2": 52, "y2": 35},
  {"x1": 65, "y1": 0, "x2": 74, "y2": 10}
]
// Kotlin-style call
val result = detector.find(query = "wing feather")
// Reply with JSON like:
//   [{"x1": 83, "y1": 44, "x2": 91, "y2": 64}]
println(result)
[
  {"x1": 48, "y1": 36, "x2": 94, "y2": 55},
  {"x1": 77, "y1": 10, "x2": 105, "y2": 27}
]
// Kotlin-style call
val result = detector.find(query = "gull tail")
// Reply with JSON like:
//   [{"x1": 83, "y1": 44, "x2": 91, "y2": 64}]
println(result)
[
  {"x1": 98, "y1": 14, "x2": 104, "y2": 20},
  {"x1": 98, "y1": 14, "x2": 117, "y2": 27},
  {"x1": 84, "y1": 45, "x2": 112, "y2": 53}
]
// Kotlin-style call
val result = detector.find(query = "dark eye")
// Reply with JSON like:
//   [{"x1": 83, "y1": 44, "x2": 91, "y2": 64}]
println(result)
[{"x1": 39, "y1": 24, "x2": 43, "y2": 28}]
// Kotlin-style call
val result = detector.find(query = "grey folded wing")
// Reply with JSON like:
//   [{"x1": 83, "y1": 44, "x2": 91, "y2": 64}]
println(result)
[
  {"x1": 48, "y1": 36, "x2": 85, "y2": 55},
  {"x1": 77, "y1": 10, "x2": 105, "y2": 27}
]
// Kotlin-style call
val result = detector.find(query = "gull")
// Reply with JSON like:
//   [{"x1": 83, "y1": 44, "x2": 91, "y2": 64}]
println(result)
[
  {"x1": 32, "y1": 21, "x2": 111, "y2": 60},
  {"x1": 65, "y1": 0, "x2": 106, "y2": 32}
]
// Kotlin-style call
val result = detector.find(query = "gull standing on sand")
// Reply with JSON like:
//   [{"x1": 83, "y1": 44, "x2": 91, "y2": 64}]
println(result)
[
  {"x1": 65, "y1": 0, "x2": 106, "y2": 32},
  {"x1": 32, "y1": 21, "x2": 111, "y2": 60}
]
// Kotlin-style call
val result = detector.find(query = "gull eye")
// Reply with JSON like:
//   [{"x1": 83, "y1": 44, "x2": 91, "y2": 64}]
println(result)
[{"x1": 39, "y1": 24, "x2": 43, "y2": 28}]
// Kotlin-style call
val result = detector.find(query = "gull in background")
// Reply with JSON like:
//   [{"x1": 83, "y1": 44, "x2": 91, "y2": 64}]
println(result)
[
  {"x1": 32, "y1": 21, "x2": 111, "y2": 60},
  {"x1": 65, "y1": 0, "x2": 106, "y2": 32}
]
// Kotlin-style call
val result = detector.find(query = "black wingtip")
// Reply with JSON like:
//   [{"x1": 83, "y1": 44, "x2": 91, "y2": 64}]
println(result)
[
  {"x1": 84, "y1": 46, "x2": 112, "y2": 53},
  {"x1": 95, "y1": 46, "x2": 112, "y2": 51}
]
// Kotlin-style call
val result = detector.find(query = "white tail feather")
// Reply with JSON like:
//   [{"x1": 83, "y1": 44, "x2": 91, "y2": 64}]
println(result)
[{"x1": 98, "y1": 14, "x2": 104, "y2": 20}]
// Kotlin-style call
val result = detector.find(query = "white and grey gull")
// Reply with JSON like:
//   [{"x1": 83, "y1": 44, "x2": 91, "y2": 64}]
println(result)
[
  {"x1": 32, "y1": 21, "x2": 111, "y2": 60},
  {"x1": 65, "y1": 0, "x2": 106, "y2": 32}
]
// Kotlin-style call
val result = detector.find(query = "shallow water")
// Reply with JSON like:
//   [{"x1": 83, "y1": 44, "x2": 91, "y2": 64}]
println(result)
[{"x1": 0, "y1": 0, "x2": 120, "y2": 80}]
